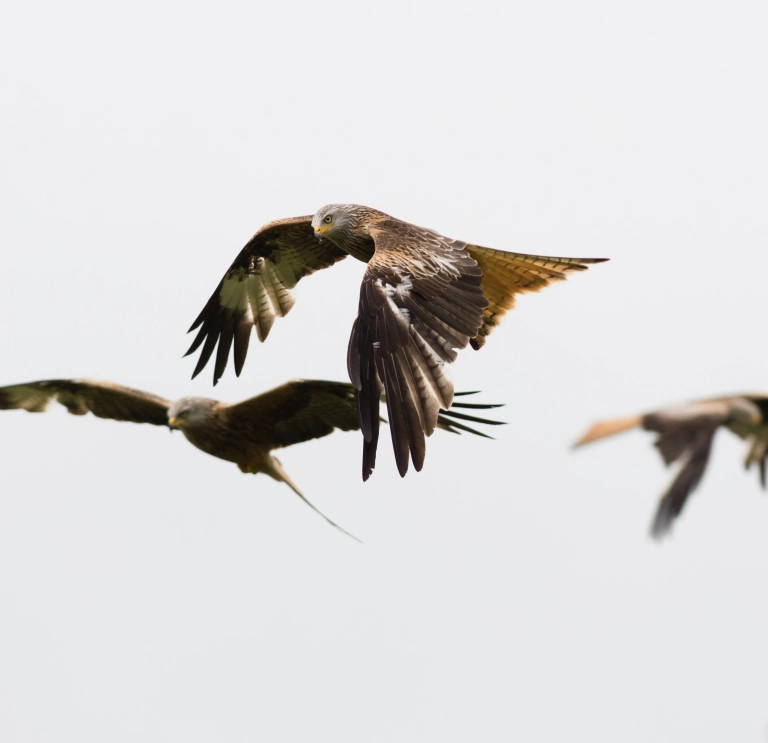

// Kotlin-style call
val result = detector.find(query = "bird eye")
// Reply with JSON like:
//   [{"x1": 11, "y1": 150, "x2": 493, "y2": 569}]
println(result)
[{"x1": 323, "y1": 215, "x2": 333, "y2": 224}]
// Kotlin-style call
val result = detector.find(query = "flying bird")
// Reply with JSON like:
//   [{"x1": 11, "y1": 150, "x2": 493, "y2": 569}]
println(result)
[
  {"x1": 0, "y1": 378, "x2": 504, "y2": 539},
  {"x1": 573, "y1": 394, "x2": 768, "y2": 538},
  {"x1": 186, "y1": 204, "x2": 606, "y2": 480}
]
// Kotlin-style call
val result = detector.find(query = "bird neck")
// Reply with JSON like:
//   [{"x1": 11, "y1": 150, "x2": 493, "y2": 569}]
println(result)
[{"x1": 332, "y1": 229, "x2": 376, "y2": 263}]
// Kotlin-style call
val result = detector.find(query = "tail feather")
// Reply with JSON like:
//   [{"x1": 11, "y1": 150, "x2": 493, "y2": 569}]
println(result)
[
  {"x1": 464, "y1": 244, "x2": 607, "y2": 350},
  {"x1": 265, "y1": 457, "x2": 362, "y2": 542},
  {"x1": 573, "y1": 415, "x2": 642, "y2": 447}
]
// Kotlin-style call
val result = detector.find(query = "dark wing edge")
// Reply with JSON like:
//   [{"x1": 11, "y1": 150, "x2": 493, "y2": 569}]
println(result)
[
  {"x1": 643, "y1": 408, "x2": 727, "y2": 540},
  {"x1": 0, "y1": 379, "x2": 171, "y2": 426},
  {"x1": 649, "y1": 426, "x2": 719, "y2": 539},
  {"x1": 184, "y1": 216, "x2": 348, "y2": 385}
]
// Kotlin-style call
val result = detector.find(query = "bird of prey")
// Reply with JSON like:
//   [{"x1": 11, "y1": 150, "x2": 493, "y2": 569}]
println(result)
[
  {"x1": 573, "y1": 394, "x2": 768, "y2": 538},
  {"x1": 0, "y1": 378, "x2": 504, "y2": 539},
  {"x1": 185, "y1": 204, "x2": 606, "y2": 480}
]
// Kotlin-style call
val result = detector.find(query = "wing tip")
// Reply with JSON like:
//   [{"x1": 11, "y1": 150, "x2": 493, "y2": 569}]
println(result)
[{"x1": 649, "y1": 513, "x2": 674, "y2": 541}]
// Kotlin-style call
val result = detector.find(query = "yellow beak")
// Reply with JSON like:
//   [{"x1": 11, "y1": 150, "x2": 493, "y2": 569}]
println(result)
[
  {"x1": 314, "y1": 223, "x2": 329, "y2": 236},
  {"x1": 168, "y1": 417, "x2": 179, "y2": 428}
]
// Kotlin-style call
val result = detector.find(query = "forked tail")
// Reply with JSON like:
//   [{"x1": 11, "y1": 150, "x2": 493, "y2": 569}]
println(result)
[
  {"x1": 435, "y1": 390, "x2": 506, "y2": 438},
  {"x1": 464, "y1": 244, "x2": 608, "y2": 350}
]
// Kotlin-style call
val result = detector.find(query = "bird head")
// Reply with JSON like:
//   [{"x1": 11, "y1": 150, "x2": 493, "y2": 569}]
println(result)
[
  {"x1": 312, "y1": 204, "x2": 365, "y2": 240},
  {"x1": 729, "y1": 398, "x2": 763, "y2": 426},
  {"x1": 167, "y1": 397, "x2": 217, "y2": 430}
]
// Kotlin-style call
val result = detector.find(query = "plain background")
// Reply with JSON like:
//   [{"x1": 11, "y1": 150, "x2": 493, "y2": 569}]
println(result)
[{"x1": 2, "y1": 1, "x2": 768, "y2": 740}]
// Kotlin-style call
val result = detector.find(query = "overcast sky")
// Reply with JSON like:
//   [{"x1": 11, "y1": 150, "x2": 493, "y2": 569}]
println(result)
[{"x1": 2, "y1": 1, "x2": 768, "y2": 740}]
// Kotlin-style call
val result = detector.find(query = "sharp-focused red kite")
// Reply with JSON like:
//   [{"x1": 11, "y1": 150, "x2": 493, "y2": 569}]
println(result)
[{"x1": 186, "y1": 204, "x2": 605, "y2": 480}]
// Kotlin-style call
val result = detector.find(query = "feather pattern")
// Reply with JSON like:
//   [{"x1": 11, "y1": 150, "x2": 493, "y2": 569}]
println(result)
[
  {"x1": 0, "y1": 379, "x2": 171, "y2": 425},
  {"x1": 349, "y1": 218, "x2": 488, "y2": 479},
  {"x1": 185, "y1": 216, "x2": 348, "y2": 384},
  {"x1": 186, "y1": 203, "x2": 604, "y2": 477},
  {"x1": 464, "y1": 245, "x2": 608, "y2": 349}
]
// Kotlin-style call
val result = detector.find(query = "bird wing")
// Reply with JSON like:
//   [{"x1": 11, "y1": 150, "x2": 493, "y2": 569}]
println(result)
[
  {"x1": 464, "y1": 245, "x2": 608, "y2": 349},
  {"x1": 649, "y1": 425, "x2": 720, "y2": 539},
  {"x1": 223, "y1": 380, "x2": 362, "y2": 448},
  {"x1": 641, "y1": 400, "x2": 734, "y2": 538},
  {"x1": 645, "y1": 400, "x2": 740, "y2": 465},
  {"x1": 348, "y1": 219, "x2": 489, "y2": 480},
  {"x1": 185, "y1": 216, "x2": 349, "y2": 385},
  {"x1": 225, "y1": 380, "x2": 506, "y2": 451},
  {"x1": 574, "y1": 396, "x2": 768, "y2": 537},
  {"x1": 0, "y1": 379, "x2": 171, "y2": 426}
]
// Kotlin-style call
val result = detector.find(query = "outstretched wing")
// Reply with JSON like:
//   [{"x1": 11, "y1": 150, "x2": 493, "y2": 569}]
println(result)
[
  {"x1": 224, "y1": 380, "x2": 506, "y2": 451},
  {"x1": 185, "y1": 216, "x2": 348, "y2": 385},
  {"x1": 348, "y1": 220, "x2": 489, "y2": 480},
  {"x1": 223, "y1": 380, "x2": 361, "y2": 448},
  {"x1": 0, "y1": 379, "x2": 171, "y2": 426},
  {"x1": 465, "y1": 245, "x2": 608, "y2": 349}
]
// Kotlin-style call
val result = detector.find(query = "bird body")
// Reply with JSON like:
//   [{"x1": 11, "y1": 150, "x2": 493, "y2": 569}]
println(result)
[
  {"x1": 187, "y1": 204, "x2": 606, "y2": 479},
  {"x1": 574, "y1": 394, "x2": 768, "y2": 538},
  {"x1": 168, "y1": 398, "x2": 260, "y2": 466},
  {"x1": 0, "y1": 378, "x2": 504, "y2": 539}
]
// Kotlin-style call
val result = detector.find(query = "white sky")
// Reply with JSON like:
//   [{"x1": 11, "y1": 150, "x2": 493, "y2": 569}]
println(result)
[{"x1": 2, "y1": 1, "x2": 768, "y2": 740}]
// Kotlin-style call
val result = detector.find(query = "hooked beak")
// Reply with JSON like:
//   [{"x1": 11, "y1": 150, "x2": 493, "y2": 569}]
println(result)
[
  {"x1": 168, "y1": 417, "x2": 180, "y2": 429},
  {"x1": 314, "y1": 224, "x2": 329, "y2": 239}
]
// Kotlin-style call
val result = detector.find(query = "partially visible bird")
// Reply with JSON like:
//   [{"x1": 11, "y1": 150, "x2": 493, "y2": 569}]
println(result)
[
  {"x1": 186, "y1": 204, "x2": 606, "y2": 480},
  {"x1": 573, "y1": 394, "x2": 768, "y2": 538},
  {"x1": 0, "y1": 378, "x2": 505, "y2": 540}
]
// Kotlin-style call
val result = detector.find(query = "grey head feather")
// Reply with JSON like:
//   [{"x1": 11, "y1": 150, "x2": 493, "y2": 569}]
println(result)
[
  {"x1": 311, "y1": 204, "x2": 379, "y2": 262},
  {"x1": 167, "y1": 396, "x2": 218, "y2": 428}
]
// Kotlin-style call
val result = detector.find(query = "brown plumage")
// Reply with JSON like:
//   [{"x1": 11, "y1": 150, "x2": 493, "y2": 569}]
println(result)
[
  {"x1": 0, "y1": 378, "x2": 505, "y2": 539},
  {"x1": 185, "y1": 216, "x2": 349, "y2": 382},
  {"x1": 574, "y1": 394, "x2": 768, "y2": 538},
  {"x1": 186, "y1": 204, "x2": 606, "y2": 480}
]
